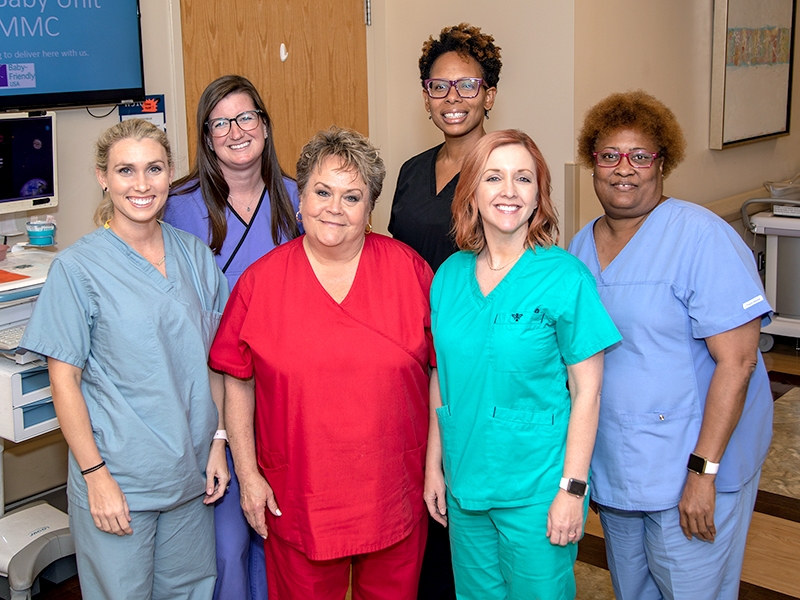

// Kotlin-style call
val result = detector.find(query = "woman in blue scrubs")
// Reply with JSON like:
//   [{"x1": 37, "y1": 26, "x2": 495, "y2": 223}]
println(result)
[
  {"x1": 426, "y1": 129, "x2": 620, "y2": 599},
  {"x1": 569, "y1": 90, "x2": 773, "y2": 600},
  {"x1": 21, "y1": 119, "x2": 229, "y2": 600}
]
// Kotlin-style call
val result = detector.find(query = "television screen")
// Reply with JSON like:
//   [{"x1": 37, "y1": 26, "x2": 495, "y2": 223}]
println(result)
[
  {"x1": 0, "y1": 1, "x2": 144, "y2": 111},
  {"x1": 0, "y1": 111, "x2": 57, "y2": 215}
]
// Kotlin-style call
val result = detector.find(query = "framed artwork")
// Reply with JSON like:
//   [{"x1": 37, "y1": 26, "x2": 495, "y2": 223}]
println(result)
[{"x1": 710, "y1": 0, "x2": 797, "y2": 149}]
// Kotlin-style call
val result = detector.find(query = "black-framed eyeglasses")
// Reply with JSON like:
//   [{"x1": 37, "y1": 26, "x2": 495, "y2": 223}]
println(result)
[
  {"x1": 592, "y1": 151, "x2": 660, "y2": 168},
  {"x1": 423, "y1": 78, "x2": 485, "y2": 99},
  {"x1": 205, "y1": 110, "x2": 263, "y2": 137}
]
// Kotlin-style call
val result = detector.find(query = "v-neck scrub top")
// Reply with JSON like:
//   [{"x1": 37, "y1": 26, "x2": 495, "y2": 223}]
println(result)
[
  {"x1": 430, "y1": 246, "x2": 621, "y2": 510},
  {"x1": 209, "y1": 234, "x2": 434, "y2": 560},
  {"x1": 389, "y1": 144, "x2": 460, "y2": 272},
  {"x1": 568, "y1": 198, "x2": 774, "y2": 511},
  {"x1": 21, "y1": 223, "x2": 229, "y2": 512},
  {"x1": 164, "y1": 178, "x2": 300, "y2": 289}
]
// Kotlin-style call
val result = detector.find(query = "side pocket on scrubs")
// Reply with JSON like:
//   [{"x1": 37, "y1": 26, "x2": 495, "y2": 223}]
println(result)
[
  {"x1": 435, "y1": 404, "x2": 454, "y2": 486},
  {"x1": 200, "y1": 309, "x2": 223, "y2": 355},
  {"x1": 619, "y1": 404, "x2": 701, "y2": 500},
  {"x1": 256, "y1": 447, "x2": 302, "y2": 549}
]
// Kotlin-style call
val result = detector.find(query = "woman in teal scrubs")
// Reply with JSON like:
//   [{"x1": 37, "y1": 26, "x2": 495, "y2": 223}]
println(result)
[{"x1": 425, "y1": 130, "x2": 620, "y2": 600}]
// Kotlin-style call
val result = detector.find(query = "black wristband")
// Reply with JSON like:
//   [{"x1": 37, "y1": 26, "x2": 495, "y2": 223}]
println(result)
[{"x1": 81, "y1": 461, "x2": 106, "y2": 476}]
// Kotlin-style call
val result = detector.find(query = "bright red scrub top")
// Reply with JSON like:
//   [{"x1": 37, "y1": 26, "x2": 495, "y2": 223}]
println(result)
[{"x1": 210, "y1": 234, "x2": 434, "y2": 560}]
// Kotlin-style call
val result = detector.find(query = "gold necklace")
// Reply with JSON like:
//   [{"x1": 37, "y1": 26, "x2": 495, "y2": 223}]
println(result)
[
  {"x1": 150, "y1": 256, "x2": 166, "y2": 266},
  {"x1": 485, "y1": 249, "x2": 524, "y2": 271}
]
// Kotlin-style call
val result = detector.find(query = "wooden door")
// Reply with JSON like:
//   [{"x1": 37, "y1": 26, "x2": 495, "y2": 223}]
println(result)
[{"x1": 180, "y1": 0, "x2": 368, "y2": 175}]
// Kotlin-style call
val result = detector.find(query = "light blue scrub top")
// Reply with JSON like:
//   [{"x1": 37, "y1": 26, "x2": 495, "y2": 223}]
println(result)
[
  {"x1": 21, "y1": 223, "x2": 229, "y2": 512},
  {"x1": 431, "y1": 246, "x2": 621, "y2": 510},
  {"x1": 568, "y1": 198, "x2": 773, "y2": 511}
]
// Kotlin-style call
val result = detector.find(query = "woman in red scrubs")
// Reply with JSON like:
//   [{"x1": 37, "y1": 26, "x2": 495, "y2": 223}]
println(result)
[{"x1": 210, "y1": 126, "x2": 434, "y2": 599}]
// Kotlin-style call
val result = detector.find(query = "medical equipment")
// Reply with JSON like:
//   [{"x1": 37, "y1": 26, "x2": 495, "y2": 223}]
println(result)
[
  {"x1": 741, "y1": 200, "x2": 800, "y2": 352},
  {"x1": 0, "y1": 248, "x2": 76, "y2": 600}
]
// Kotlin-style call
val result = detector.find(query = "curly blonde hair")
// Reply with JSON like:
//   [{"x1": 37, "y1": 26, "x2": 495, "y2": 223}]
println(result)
[{"x1": 577, "y1": 90, "x2": 686, "y2": 178}]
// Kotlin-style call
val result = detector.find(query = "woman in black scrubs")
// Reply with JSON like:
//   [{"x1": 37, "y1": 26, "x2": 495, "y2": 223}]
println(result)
[
  {"x1": 389, "y1": 22, "x2": 502, "y2": 600},
  {"x1": 390, "y1": 23, "x2": 502, "y2": 274}
]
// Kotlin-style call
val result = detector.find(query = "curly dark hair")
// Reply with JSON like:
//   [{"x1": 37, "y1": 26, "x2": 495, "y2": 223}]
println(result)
[
  {"x1": 419, "y1": 23, "x2": 502, "y2": 88},
  {"x1": 577, "y1": 90, "x2": 686, "y2": 178}
]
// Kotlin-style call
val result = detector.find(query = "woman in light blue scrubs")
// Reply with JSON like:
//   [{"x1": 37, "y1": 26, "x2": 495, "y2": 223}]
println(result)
[
  {"x1": 21, "y1": 119, "x2": 230, "y2": 600},
  {"x1": 426, "y1": 129, "x2": 621, "y2": 599},
  {"x1": 569, "y1": 90, "x2": 773, "y2": 600}
]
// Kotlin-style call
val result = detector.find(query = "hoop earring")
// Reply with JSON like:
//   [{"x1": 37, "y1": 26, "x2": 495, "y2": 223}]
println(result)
[{"x1": 295, "y1": 210, "x2": 303, "y2": 223}]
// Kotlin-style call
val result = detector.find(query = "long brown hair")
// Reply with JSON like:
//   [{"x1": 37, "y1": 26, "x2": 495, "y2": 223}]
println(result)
[
  {"x1": 452, "y1": 129, "x2": 559, "y2": 252},
  {"x1": 171, "y1": 75, "x2": 300, "y2": 253}
]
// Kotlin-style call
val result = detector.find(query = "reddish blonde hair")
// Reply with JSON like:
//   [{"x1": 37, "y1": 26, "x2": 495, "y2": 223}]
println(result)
[{"x1": 452, "y1": 130, "x2": 559, "y2": 252}]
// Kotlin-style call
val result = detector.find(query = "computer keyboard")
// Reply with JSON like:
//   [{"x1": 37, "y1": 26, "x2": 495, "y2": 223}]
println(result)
[{"x1": 0, "y1": 323, "x2": 26, "y2": 350}]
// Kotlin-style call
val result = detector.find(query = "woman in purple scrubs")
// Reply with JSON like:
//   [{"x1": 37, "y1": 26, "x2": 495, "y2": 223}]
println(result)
[{"x1": 164, "y1": 74, "x2": 301, "y2": 600}]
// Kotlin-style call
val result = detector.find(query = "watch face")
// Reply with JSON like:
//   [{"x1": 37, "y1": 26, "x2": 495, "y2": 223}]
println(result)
[
  {"x1": 567, "y1": 479, "x2": 587, "y2": 497},
  {"x1": 687, "y1": 453, "x2": 706, "y2": 474}
]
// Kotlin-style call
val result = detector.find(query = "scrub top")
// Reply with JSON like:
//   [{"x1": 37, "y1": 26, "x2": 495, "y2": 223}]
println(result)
[
  {"x1": 164, "y1": 178, "x2": 300, "y2": 289},
  {"x1": 21, "y1": 223, "x2": 229, "y2": 512},
  {"x1": 431, "y1": 246, "x2": 621, "y2": 510},
  {"x1": 568, "y1": 198, "x2": 774, "y2": 511},
  {"x1": 389, "y1": 144, "x2": 460, "y2": 272},
  {"x1": 209, "y1": 234, "x2": 434, "y2": 560}
]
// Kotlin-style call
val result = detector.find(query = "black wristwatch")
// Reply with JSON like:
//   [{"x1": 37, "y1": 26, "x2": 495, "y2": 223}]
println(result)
[{"x1": 559, "y1": 477, "x2": 588, "y2": 498}]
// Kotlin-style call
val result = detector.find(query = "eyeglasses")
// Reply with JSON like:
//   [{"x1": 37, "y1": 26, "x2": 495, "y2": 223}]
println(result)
[
  {"x1": 205, "y1": 110, "x2": 263, "y2": 137},
  {"x1": 592, "y1": 151, "x2": 659, "y2": 168},
  {"x1": 423, "y1": 78, "x2": 485, "y2": 99}
]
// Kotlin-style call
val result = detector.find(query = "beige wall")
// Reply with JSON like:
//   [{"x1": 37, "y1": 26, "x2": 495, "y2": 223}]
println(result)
[
  {"x1": 40, "y1": 0, "x2": 189, "y2": 249},
  {"x1": 367, "y1": 0, "x2": 576, "y2": 242},
  {"x1": 574, "y1": 0, "x2": 800, "y2": 232},
  {"x1": 4, "y1": 0, "x2": 189, "y2": 505}
]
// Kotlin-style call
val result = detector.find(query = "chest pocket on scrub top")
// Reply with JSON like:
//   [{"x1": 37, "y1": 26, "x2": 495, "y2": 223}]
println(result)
[{"x1": 490, "y1": 308, "x2": 554, "y2": 373}]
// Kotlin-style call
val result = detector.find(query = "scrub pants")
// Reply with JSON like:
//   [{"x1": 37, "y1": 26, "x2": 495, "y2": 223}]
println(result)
[
  {"x1": 447, "y1": 495, "x2": 585, "y2": 600},
  {"x1": 69, "y1": 494, "x2": 215, "y2": 600},
  {"x1": 598, "y1": 469, "x2": 760, "y2": 600},
  {"x1": 265, "y1": 512, "x2": 428, "y2": 600},
  {"x1": 213, "y1": 447, "x2": 268, "y2": 600}
]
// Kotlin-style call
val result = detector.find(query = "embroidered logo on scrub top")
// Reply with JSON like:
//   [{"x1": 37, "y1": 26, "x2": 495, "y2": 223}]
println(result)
[{"x1": 511, "y1": 313, "x2": 523, "y2": 322}]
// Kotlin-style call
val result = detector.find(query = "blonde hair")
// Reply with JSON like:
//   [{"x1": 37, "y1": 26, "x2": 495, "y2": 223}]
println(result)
[{"x1": 93, "y1": 119, "x2": 173, "y2": 226}]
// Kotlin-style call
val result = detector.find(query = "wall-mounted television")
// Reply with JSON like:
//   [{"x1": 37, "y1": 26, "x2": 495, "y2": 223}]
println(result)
[
  {"x1": 0, "y1": 1, "x2": 144, "y2": 112},
  {"x1": 0, "y1": 111, "x2": 57, "y2": 215}
]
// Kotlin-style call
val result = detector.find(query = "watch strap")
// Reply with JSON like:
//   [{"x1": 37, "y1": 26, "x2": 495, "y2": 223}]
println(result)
[
  {"x1": 687, "y1": 452, "x2": 719, "y2": 475},
  {"x1": 559, "y1": 477, "x2": 588, "y2": 497}
]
